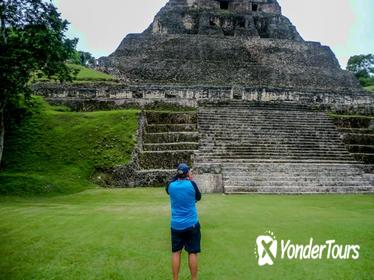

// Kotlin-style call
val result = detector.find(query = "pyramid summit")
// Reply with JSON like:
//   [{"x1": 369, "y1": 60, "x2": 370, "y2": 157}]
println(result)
[
  {"x1": 146, "y1": 0, "x2": 301, "y2": 40},
  {"x1": 100, "y1": 0, "x2": 361, "y2": 93}
]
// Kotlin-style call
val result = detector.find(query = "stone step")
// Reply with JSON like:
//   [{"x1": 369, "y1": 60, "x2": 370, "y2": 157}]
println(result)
[
  {"x1": 220, "y1": 162, "x2": 367, "y2": 169},
  {"x1": 199, "y1": 137, "x2": 343, "y2": 142},
  {"x1": 197, "y1": 148, "x2": 350, "y2": 154},
  {"x1": 352, "y1": 153, "x2": 374, "y2": 164},
  {"x1": 347, "y1": 145, "x2": 374, "y2": 154},
  {"x1": 199, "y1": 126, "x2": 338, "y2": 131},
  {"x1": 223, "y1": 180, "x2": 370, "y2": 187},
  {"x1": 196, "y1": 151, "x2": 351, "y2": 157},
  {"x1": 198, "y1": 150, "x2": 350, "y2": 155},
  {"x1": 200, "y1": 133, "x2": 342, "y2": 138},
  {"x1": 199, "y1": 119, "x2": 327, "y2": 123},
  {"x1": 338, "y1": 128, "x2": 374, "y2": 134},
  {"x1": 196, "y1": 158, "x2": 359, "y2": 164},
  {"x1": 198, "y1": 124, "x2": 338, "y2": 130},
  {"x1": 342, "y1": 133, "x2": 374, "y2": 145},
  {"x1": 198, "y1": 145, "x2": 347, "y2": 150},
  {"x1": 198, "y1": 145, "x2": 346, "y2": 151},
  {"x1": 223, "y1": 171, "x2": 364, "y2": 178},
  {"x1": 200, "y1": 134, "x2": 342, "y2": 140},
  {"x1": 224, "y1": 185, "x2": 374, "y2": 194},
  {"x1": 199, "y1": 130, "x2": 340, "y2": 135},
  {"x1": 200, "y1": 102, "x2": 312, "y2": 111},
  {"x1": 199, "y1": 126, "x2": 339, "y2": 131},
  {"x1": 198, "y1": 140, "x2": 344, "y2": 145},
  {"x1": 200, "y1": 129, "x2": 340, "y2": 134},
  {"x1": 195, "y1": 156, "x2": 353, "y2": 161},
  {"x1": 146, "y1": 111, "x2": 197, "y2": 124},
  {"x1": 198, "y1": 112, "x2": 327, "y2": 119},
  {"x1": 331, "y1": 117, "x2": 373, "y2": 129},
  {"x1": 193, "y1": 162, "x2": 370, "y2": 174},
  {"x1": 198, "y1": 111, "x2": 327, "y2": 116},
  {"x1": 143, "y1": 142, "x2": 199, "y2": 151},
  {"x1": 139, "y1": 150, "x2": 194, "y2": 169},
  {"x1": 146, "y1": 123, "x2": 197, "y2": 133},
  {"x1": 143, "y1": 132, "x2": 199, "y2": 143},
  {"x1": 198, "y1": 111, "x2": 327, "y2": 117},
  {"x1": 199, "y1": 143, "x2": 344, "y2": 148},
  {"x1": 222, "y1": 166, "x2": 364, "y2": 173},
  {"x1": 197, "y1": 117, "x2": 333, "y2": 124}
]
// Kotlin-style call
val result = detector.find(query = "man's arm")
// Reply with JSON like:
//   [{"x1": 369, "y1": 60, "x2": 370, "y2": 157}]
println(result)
[{"x1": 191, "y1": 181, "x2": 202, "y2": 201}]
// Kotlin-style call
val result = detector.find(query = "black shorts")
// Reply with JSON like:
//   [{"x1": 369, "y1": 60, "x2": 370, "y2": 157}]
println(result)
[{"x1": 171, "y1": 222, "x2": 201, "y2": 254}]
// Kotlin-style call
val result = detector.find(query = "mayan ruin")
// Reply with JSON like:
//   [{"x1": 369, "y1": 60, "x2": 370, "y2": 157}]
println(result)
[{"x1": 34, "y1": 0, "x2": 374, "y2": 193}]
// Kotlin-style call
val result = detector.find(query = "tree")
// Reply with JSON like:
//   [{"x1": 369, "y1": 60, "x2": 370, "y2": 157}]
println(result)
[
  {"x1": 0, "y1": 0, "x2": 77, "y2": 165},
  {"x1": 67, "y1": 50, "x2": 96, "y2": 67},
  {"x1": 78, "y1": 51, "x2": 96, "y2": 67},
  {"x1": 346, "y1": 54, "x2": 374, "y2": 79}
]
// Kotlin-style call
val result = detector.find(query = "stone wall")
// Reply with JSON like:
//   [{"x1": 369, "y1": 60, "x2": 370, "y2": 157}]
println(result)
[{"x1": 33, "y1": 83, "x2": 374, "y2": 114}]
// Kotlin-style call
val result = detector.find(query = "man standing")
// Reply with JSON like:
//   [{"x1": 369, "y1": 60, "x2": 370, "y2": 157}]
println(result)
[{"x1": 166, "y1": 163, "x2": 202, "y2": 280}]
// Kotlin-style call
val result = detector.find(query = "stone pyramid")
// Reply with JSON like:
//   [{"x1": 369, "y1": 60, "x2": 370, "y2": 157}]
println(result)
[{"x1": 100, "y1": 0, "x2": 362, "y2": 93}]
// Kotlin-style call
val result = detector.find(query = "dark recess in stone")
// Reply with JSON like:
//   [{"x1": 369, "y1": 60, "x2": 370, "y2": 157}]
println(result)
[
  {"x1": 220, "y1": 1, "x2": 229, "y2": 9},
  {"x1": 252, "y1": 4, "x2": 258, "y2": 11},
  {"x1": 237, "y1": 17, "x2": 245, "y2": 28}
]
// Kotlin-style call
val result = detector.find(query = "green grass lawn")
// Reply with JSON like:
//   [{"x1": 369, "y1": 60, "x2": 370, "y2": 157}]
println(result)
[
  {"x1": 1, "y1": 97, "x2": 373, "y2": 279},
  {"x1": 364, "y1": 85, "x2": 374, "y2": 93},
  {"x1": 0, "y1": 188, "x2": 373, "y2": 279},
  {"x1": 0, "y1": 97, "x2": 139, "y2": 195}
]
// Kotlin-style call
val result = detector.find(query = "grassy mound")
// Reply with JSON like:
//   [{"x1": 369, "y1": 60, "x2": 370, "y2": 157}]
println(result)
[
  {"x1": 31, "y1": 64, "x2": 117, "y2": 83},
  {"x1": 0, "y1": 188, "x2": 373, "y2": 279},
  {"x1": 67, "y1": 63, "x2": 117, "y2": 82},
  {"x1": 364, "y1": 85, "x2": 374, "y2": 92},
  {"x1": 0, "y1": 97, "x2": 139, "y2": 195}
]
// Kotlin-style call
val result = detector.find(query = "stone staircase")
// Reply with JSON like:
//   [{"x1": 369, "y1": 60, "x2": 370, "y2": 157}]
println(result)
[
  {"x1": 136, "y1": 111, "x2": 198, "y2": 185},
  {"x1": 193, "y1": 101, "x2": 374, "y2": 193},
  {"x1": 331, "y1": 116, "x2": 374, "y2": 164}
]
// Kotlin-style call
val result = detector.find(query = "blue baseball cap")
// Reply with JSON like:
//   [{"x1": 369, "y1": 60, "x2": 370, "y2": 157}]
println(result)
[{"x1": 177, "y1": 163, "x2": 190, "y2": 175}]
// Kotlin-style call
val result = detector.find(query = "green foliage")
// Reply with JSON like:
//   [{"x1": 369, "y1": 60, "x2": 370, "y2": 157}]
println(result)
[
  {"x1": 0, "y1": 97, "x2": 139, "y2": 195},
  {"x1": 68, "y1": 50, "x2": 96, "y2": 67},
  {"x1": 0, "y1": 189, "x2": 373, "y2": 279},
  {"x1": 67, "y1": 50, "x2": 81, "y2": 65},
  {"x1": 0, "y1": 0, "x2": 77, "y2": 103},
  {"x1": 346, "y1": 54, "x2": 374, "y2": 82},
  {"x1": 79, "y1": 51, "x2": 96, "y2": 67},
  {"x1": 359, "y1": 76, "x2": 374, "y2": 88}
]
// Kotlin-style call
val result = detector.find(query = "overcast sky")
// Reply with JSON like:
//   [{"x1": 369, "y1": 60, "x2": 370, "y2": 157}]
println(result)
[{"x1": 53, "y1": 0, "x2": 373, "y2": 69}]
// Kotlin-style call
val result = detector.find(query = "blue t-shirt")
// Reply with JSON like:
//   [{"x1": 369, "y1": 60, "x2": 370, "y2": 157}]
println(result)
[{"x1": 166, "y1": 179, "x2": 202, "y2": 230}]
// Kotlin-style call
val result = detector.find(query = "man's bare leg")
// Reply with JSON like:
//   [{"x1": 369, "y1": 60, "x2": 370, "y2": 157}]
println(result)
[
  {"x1": 172, "y1": 251, "x2": 182, "y2": 280},
  {"x1": 188, "y1": 253, "x2": 198, "y2": 280}
]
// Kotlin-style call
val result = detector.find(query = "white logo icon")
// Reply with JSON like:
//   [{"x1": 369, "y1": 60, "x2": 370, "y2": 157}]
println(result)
[
  {"x1": 255, "y1": 231, "x2": 277, "y2": 266},
  {"x1": 254, "y1": 231, "x2": 360, "y2": 266}
]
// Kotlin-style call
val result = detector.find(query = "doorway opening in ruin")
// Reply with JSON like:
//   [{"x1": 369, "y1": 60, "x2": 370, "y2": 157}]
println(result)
[
  {"x1": 252, "y1": 4, "x2": 258, "y2": 11},
  {"x1": 220, "y1": 1, "x2": 229, "y2": 10}
]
